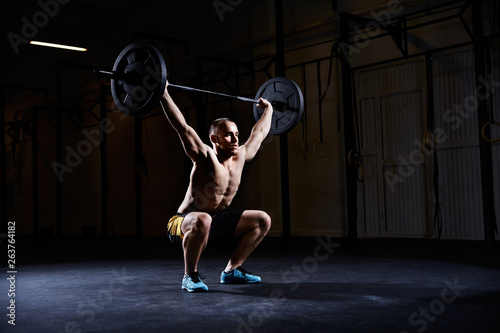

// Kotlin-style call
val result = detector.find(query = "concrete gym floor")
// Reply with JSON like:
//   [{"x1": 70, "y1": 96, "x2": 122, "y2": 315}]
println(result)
[{"x1": 2, "y1": 236, "x2": 500, "y2": 333}]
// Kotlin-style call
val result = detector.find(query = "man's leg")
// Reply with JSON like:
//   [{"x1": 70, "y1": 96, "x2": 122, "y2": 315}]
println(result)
[
  {"x1": 181, "y1": 212, "x2": 212, "y2": 275},
  {"x1": 224, "y1": 210, "x2": 271, "y2": 272}
]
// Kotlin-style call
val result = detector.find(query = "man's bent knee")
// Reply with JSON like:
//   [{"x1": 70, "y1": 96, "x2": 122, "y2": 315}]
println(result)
[
  {"x1": 184, "y1": 213, "x2": 212, "y2": 235},
  {"x1": 257, "y1": 211, "x2": 271, "y2": 232}
]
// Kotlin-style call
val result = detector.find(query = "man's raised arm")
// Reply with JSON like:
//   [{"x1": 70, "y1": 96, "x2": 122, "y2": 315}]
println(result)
[
  {"x1": 241, "y1": 98, "x2": 273, "y2": 161},
  {"x1": 161, "y1": 82, "x2": 208, "y2": 161}
]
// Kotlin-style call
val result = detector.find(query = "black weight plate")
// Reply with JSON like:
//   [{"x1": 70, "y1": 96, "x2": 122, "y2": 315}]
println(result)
[
  {"x1": 111, "y1": 43, "x2": 167, "y2": 116},
  {"x1": 253, "y1": 77, "x2": 304, "y2": 135}
]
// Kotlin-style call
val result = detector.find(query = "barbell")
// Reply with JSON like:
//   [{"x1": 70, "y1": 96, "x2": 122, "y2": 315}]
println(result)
[{"x1": 94, "y1": 42, "x2": 304, "y2": 135}]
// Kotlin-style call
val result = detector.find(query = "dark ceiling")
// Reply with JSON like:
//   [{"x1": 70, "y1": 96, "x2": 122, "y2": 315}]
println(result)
[
  {"x1": 1, "y1": 0, "x2": 254, "y2": 92},
  {"x1": 1, "y1": 0, "x2": 483, "y2": 113}
]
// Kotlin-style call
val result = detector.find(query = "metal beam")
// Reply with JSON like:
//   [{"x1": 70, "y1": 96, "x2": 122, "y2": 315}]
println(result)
[
  {"x1": 56, "y1": 63, "x2": 63, "y2": 238},
  {"x1": 33, "y1": 108, "x2": 39, "y2": 236},
  {"x1": 134, "y1": 116, "x2": 143, "y2": 240},
  {"x1": 471, "y1": 1, "x2": 496, "y2": 250},
  {"x1": 340, "y1": 12, "x2": 408, "y2": 58},
  {"x1": 100, "y1": 86, "x2": 109, "y2": 239},
  {"x1": 339, "y1": 12, "x2": 358, "y2": 243},
  {"x1": 275, "y1": 0, "x2": 291, "y2": 238}
]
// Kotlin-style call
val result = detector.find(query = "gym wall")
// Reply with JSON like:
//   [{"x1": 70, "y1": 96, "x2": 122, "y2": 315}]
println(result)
[{"x1": 1, "y1": 0, "x2": 499, "y2": 242}]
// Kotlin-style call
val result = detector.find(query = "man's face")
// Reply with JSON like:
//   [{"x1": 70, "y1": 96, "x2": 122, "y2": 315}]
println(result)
[{"x1": 212, "y1": 121, "x2": 239, "y2": 156}]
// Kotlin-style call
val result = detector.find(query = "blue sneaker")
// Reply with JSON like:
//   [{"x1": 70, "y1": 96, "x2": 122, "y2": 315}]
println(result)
[
  {"x1": 220, "y1": 266, "x2": 261, "y2": 284},
  {"x1": 182, "y1": 272, "x2": 209, "y2": 292}
]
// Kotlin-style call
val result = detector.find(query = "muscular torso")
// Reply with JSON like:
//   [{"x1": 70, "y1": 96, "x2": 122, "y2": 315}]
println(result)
[{"x1": 178, "y1": 147, "x2": 245, "y2": 215}]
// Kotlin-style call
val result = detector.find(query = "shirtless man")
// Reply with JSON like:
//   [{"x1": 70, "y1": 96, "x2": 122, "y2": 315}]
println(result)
[{"x1": 161, "y1": 82, "x2": 273, "y2": 292}]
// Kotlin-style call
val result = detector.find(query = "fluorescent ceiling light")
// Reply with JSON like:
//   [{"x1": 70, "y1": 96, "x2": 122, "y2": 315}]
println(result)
[{"x1": 30, "y1": 41, "x2": 87, "y2": 52}]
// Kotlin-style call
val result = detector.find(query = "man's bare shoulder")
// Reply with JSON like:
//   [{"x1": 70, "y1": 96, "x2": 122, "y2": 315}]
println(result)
[{"x1": 189, "y1": 144, "x2": 214, "y2": 162}]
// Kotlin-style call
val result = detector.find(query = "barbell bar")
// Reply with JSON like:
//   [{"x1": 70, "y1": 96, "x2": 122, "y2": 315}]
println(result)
[
  {"x1": 94, "y1": 42, "x2": 304, "y2": 135},
  {"x1": 94, "y1": 69, "x2": 259, "y2": 104}
]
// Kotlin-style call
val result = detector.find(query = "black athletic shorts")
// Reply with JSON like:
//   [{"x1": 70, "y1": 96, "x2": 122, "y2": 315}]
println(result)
[{"x1": 166, "y1": 210, "x2": 244, "y2": 247}]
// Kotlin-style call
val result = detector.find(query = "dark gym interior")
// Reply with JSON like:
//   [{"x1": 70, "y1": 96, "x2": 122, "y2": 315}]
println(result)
[{"x1": 1, "y1": 0, "x2": 499, "y2": 332}]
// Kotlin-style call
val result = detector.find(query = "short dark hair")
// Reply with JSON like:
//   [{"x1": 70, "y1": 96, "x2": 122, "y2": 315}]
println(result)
[{"x1": 209, "y1": 118, "x2": 234, "y2": 138}]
